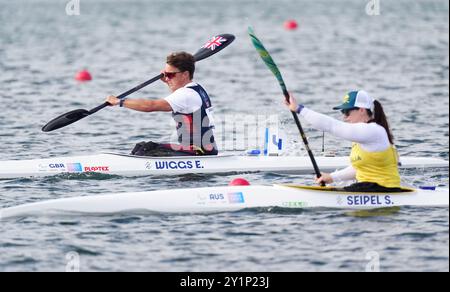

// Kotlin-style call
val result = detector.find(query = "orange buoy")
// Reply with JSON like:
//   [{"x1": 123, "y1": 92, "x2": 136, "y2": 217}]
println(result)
[
  {"x1": 229, "y1": 178, "x2": 251, "y2": 186},
  {"x1": 284, "y1": 20, "x2": 298, "y2": 31},
  {"x1": 75, "y1": 70, "x2": 92, "y2": 82}
]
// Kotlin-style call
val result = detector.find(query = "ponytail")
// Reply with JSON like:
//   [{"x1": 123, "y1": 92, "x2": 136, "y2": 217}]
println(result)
[{"x1": 368, "y1": 100, "x2": 394, "y2": 145}]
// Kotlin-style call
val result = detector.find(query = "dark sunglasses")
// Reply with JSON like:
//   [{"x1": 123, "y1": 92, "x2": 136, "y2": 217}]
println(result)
[
  {"x1": 163, "y1": 71, "x2": 182, "y2": 79},
  {"x1": 341, "y1": 107, "x2": 358, "y2": 116}
]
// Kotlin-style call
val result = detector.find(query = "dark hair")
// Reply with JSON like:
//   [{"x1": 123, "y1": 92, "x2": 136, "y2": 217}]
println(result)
[
  {"x1": 166, "y1": 52, "x2": 195, "y2": 79},
  {"x1": 367, "y1": 100, "x2": 394, "y2": 144}
]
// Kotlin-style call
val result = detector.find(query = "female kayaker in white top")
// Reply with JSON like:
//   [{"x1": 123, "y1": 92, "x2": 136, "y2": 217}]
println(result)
[{"x1": 286, "y1": 90, "x2": 402, "y2": 192}]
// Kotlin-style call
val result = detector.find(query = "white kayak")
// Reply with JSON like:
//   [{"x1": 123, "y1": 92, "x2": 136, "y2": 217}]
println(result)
[
  {"x1": 0, "y1": 152, "x2": 448, "y2": 179},
  {"x1": 1, "y1": 185, "x2": 448, "y2": 218}
]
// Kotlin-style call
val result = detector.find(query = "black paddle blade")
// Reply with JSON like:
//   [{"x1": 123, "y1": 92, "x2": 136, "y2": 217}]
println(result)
[
  {"x1": 193, "y1": 34, "x2": 235, "y2": 62},
  {"x1": 42, "y1": 109, "x2": 91, "y2": 132}
]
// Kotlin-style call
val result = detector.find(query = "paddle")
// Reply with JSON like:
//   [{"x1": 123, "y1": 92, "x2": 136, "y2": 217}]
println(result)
[
  {"x1": 248, "y1": 27, "x2": 324, "y2": 184},
  {"x1": 42, "y1": 34, "x2": 235, "y2": 132}
]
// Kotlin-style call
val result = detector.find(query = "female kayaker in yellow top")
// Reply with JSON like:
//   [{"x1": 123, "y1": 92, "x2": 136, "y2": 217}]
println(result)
[{"x1": 286, "y1": 90, "x2": 402, "y2": 192}]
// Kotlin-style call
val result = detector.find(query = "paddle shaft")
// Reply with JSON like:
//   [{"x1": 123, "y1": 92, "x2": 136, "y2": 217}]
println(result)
[
  {"x1": 88, "y1": 73, "x2": 164, "y2": 115},
  {"x1": 282, "y1": 89, "x2": 323, "y2": 180},
  {"x1": 90, "y1": 35, "x2": 234, "y2": 115}
]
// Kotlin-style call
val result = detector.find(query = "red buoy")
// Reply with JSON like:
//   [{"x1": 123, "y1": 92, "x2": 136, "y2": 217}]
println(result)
[
  {"x1": 284, "y1": 20, "x2": 298, "y2": 31},
  {"x1": 229, "y1": 178, "x2": 251, "y2": 186},
  {"x1": 75, "y1": 70, "x2": 92, "y2": 82}
]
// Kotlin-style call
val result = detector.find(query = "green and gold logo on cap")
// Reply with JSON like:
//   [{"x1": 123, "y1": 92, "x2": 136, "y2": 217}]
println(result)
[{"x1": 343, "y1": 94, "x2": 350, "y2": 104}]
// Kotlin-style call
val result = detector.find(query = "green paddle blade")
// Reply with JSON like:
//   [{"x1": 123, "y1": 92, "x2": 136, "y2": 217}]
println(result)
[{"x1": 248, "y1": 27, "x2": 288, "y2": 96}]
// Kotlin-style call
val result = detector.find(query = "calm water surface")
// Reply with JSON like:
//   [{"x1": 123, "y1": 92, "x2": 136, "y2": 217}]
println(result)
[{"x1": 0, "y1": 0, "x2": 448, "y2": 271}]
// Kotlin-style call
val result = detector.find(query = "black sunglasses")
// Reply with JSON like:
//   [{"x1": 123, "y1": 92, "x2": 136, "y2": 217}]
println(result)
[
  {"x1": 163, "y1": 71, "x2": 182, "y2": 79},
  {"x1": 341, "y1": 107, "x2": 359, "y2": 116}
]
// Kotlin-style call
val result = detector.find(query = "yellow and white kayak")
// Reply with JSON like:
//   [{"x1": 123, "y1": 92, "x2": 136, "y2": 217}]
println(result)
[{"x1": 1, "y1": 185, "x2": 448, "y2": 219}]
